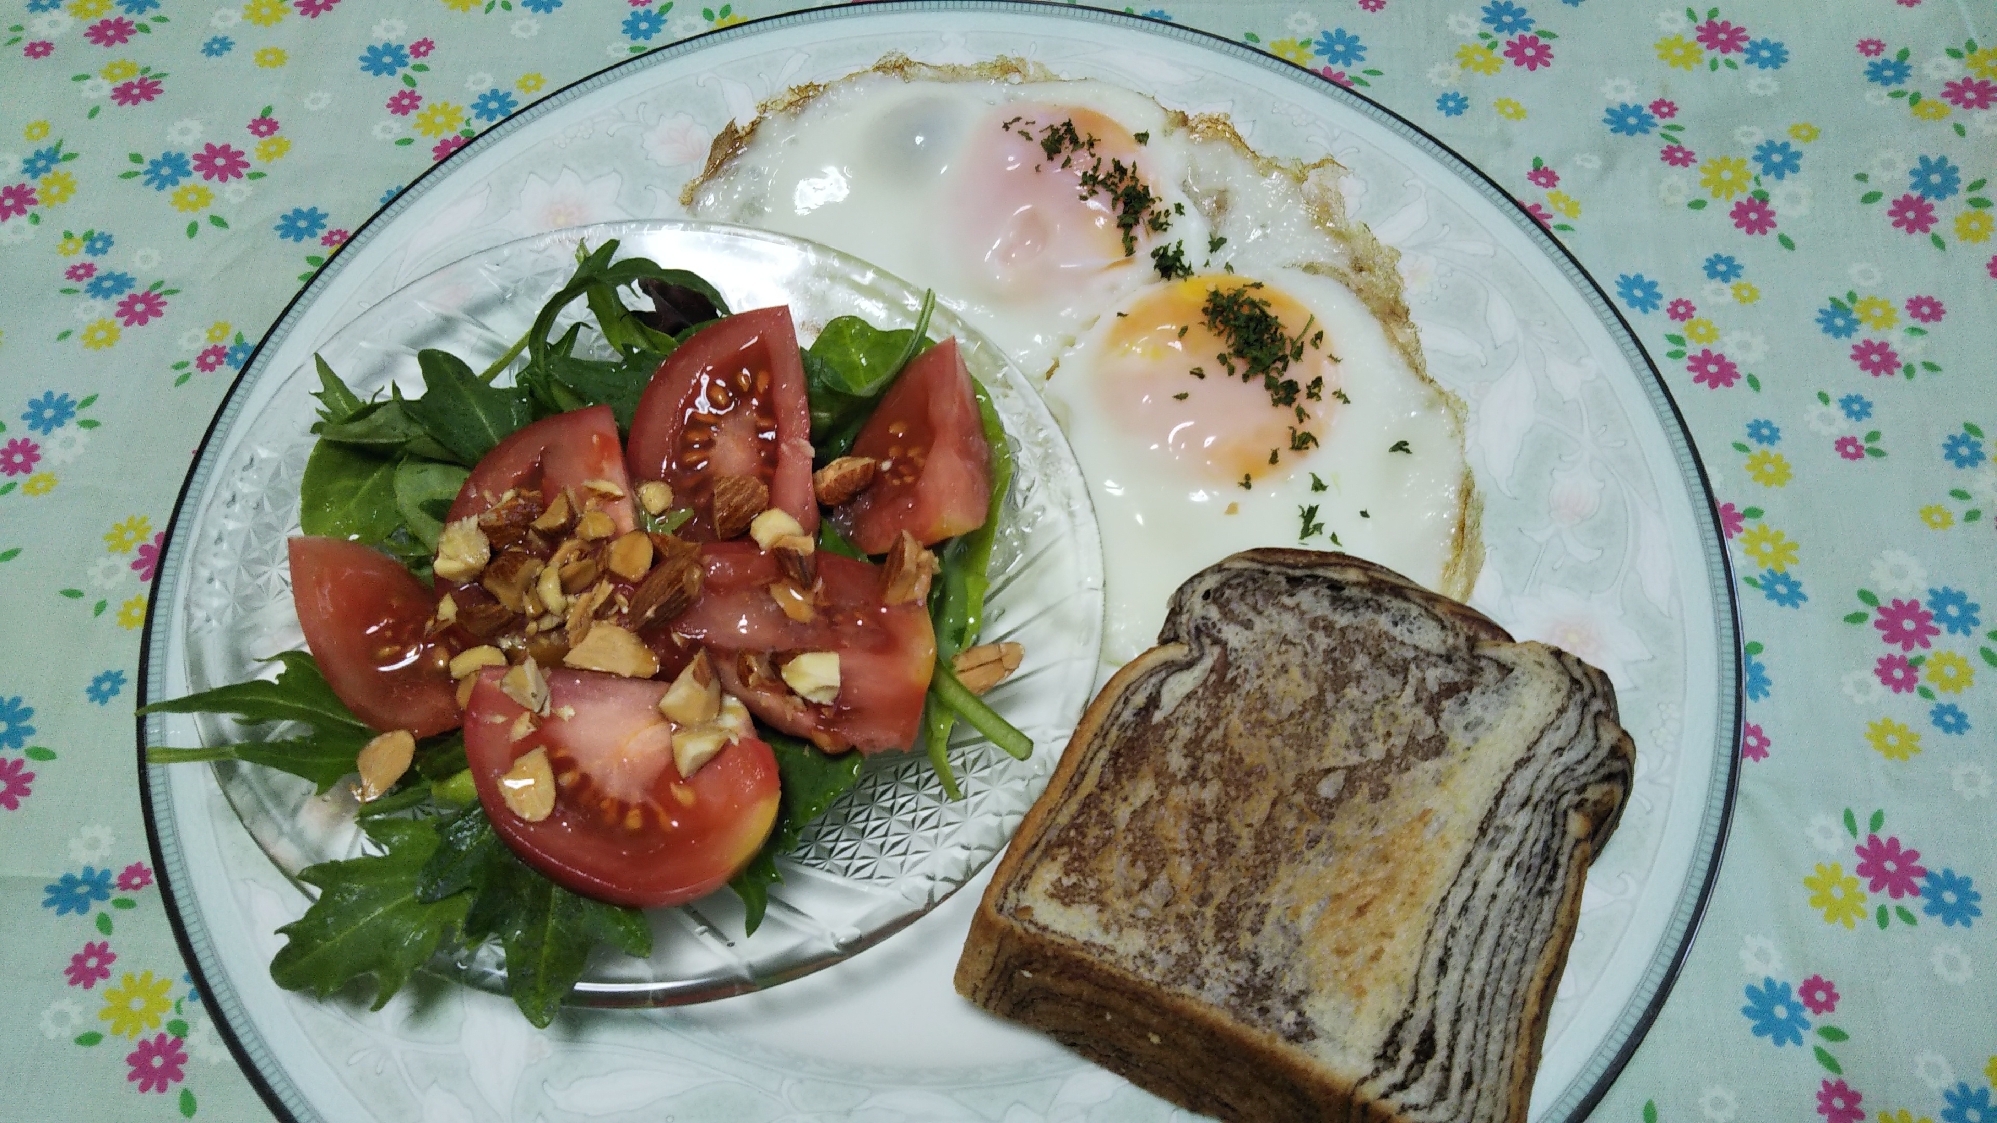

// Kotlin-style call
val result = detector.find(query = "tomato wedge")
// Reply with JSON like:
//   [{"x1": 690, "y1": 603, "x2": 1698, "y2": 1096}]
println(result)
[
  {"x1": 668, "y1": 541, "x2": 935, "y2": 753},
  {"x1": 462, "y1": 666, "x2": 780, "y2": 909},
  {"x1": 832, "y1": 337, "x2": 991, "y2": 555},
  {"x1": 445, "y1": 404, "x2": 635, "y2": 532},
  {"x1": 288, "y1": 536, "x2": 461, "y2": 737},
  {"x1": 626, "y1": 306, "x2": 816, "y2": 542}
]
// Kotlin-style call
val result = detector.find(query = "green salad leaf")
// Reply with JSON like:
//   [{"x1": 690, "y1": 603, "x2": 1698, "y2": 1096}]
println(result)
[
  {"x1": 471, "y1": 842, "x2": 652, "y2": 1028},
  {"x1": 728, "y1": 732, "x2": 865, "y2": 935},
  {"x1": 393, "y1": 460, "x2": 470, "y2": 551},
  {"x1": 298, "y1": 441, "x2": 402, "y2": 546},
  {"x1": 140, "y1": 650, "x2": 367, "y2": 732},
  {"x1": 403, "y1": 349, "x2": 533, "y2": 466},
  {"x1": 311, "y1": 354, "x2": 366, "y2": 429},
  {"x1": 803, "y1": 290, "x2": 937, "y2": 462}
]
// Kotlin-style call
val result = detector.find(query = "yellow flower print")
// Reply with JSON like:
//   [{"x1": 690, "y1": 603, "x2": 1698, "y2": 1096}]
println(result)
[
  {"x1": 37, "y1": 170, "x2": 75, "y2": 206},
  {"x1": 171, "y1": 184, "x2": 214, "y2": 213},
  {"x1": 517, "y1": 72, "x2": 545, "y2": 94},
  {"x1": 98, "y1": 971, "x2": 174, "y2": 1038},
  {"x1": 67, "y1": 0, "x2": 112, "y2": 17},
  {"x1": 1738, "y1": 525, "x2": 1798, "y2": 571},
  {"x1": 1987, "y1": 1055, "x2": 1997, "y2": 1090},
  {"x1": 256, "y1": 136, "x2": 291, "y2": 162},
  {"x1": 242, "y1": 0, "x2": 286, "y2": 26},
  {"x1": 106, "y1": 516, "x2": 152, "y2": 553},
  {"x1": 1456, "y1": 43, "x2": 1502, "y2": 75},
  {"x1": 24, "y1": 473, "x2": 56, "y2": 497},
  {"x1": 711, "y1": 11, "x2": 746, "y2": 27},
  {"x1": 1788, "y1": 122, "x2": 1819, "y2": 143},
  {"x1": 1912, "y1": 98, "x2": 1950, "y2": 121},
  {"x1": 1878, "y1": 1109, "x2": 1933, "y2": 1123},
  {"x1": 1685, "y1": 318, "x2": 1720, "y2": 344},
  {"x1": 1804, "y1": 864, "x2": 1866, "y2": 929},
  {"x1": 1956, "y1": 211, "x2": 1993, "y2": 244},
  {"x1": 1853, "y1": 296, "x2": 1898, "y2": 330},
  {"x1": 1656, "y1": 35, "x2": 1702, "y2": 70},
  {"x1": 80, "y1": 318, "x2": 121, "y2": 351},
  {"x1": 117, "y1": 596, "x2": 149, "y2": 630},
  {"x1": 1921, "y1": 505, "x2": 1954, "y2": 530},
  {"x1": 442, "y1": 0, "x2": 479, "y2": 10},
  {"x1": 1732, "y1": 282, "x2": 1759, "y2": 304},
  {"x1": 100, "y1": 59, "x2": 138, "y2": 81},
  {"x1": 1271, "y1": 39, "x2": 1313, "y2": 66},
  {"x1": 1866, "y1": 717, "x2": 1920, "y2": 761},
  {"x1": 413, "y1": 101, "x2": 467, "y2": 139},
  {"x1": 206, "y1": 321, "x2": 233, "y2": 343},
  {"x1": 1494, "y1": 98, "x2": 1526, "y2": 121},
  {"x1": 58, "y1": 234, "x2": 83, "y2": 256},
  {"x1": 24, "y1": 120, "x2": 51, "y2": 141},
  {"x1": 1699, "y1": 156, "x2": 1751, "y2": 200},
  {"x1": 1968, "y1": 47, "x2": 1997, "y2": 80},
  {"x1": 1925, "y1": 651, "x2": 1973, "y2": 694},
  {"x1": 1744, "y1": 450, "x2": 1791, "y2": 487},
  {"x1": 1546, "y1": 190, "x2": 1581, "y2": 220},
  {"x1": 255, "y1": 47, "x2": 288, "y2": 68}
]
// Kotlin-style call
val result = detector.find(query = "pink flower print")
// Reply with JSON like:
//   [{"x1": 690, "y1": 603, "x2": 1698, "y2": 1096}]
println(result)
[
  {"x1": 386, "y1": 89, "x2": 422, "y2": 116},
  {"x1": 1659, "y1": 144, "x2": 1698, "y2": 167},
  {"x1": 1527, "y1": 165, "x2": 1559, "y2": 188},
  {"x1": 1695, "y1": 19, "x2": 1749, "y2": 54},
  {"x1": 1835, "y1": 435, "x2": 1866, "y2": 460},
  {"x1": 1667, "y1": 298, "x2": 1696, "y2": 321},
  {"x1": 85, "y1": 17, "x2": 137, "y2": 47},
  {"x1": 131, "y1": 533, "x2": 165, "y2": 581},
  {"x1": 1503, "y1": 34, "x2": 1553, "y2": 71},
  {"x1": 1875, "y1": 653, "x2": 1918, "y2": 693},
  {"x1": 117, "y1": 862, "x2": 154, "y2": 891},
  {"x1": 1850, "y1": 339, "x2": 1901, "y2": 377},
  {"x1": 1888, "y1": 193, "x2": 1937, "y2": 235},
  {"x1": 0, "y1": 182, "x2": 38, "y2": 221},
  {"x1": 1730, "y1": 196, "x2": 1776, "y2": 235},
  {"x1": 111, "y1": 76, "x2": 162, "y2": 106},
  {"x1": 1, "y1": 437, "x2": 42, "y2": 476},
  {"x1": 115, "y1": 290, "x2": 167, "y2": 328},
  {"x1": 1685, "y1": 348, "x2": 1740, "y2": 389},
  {"x1": 191, "y1": 142, "x2": 250, "y2": 183},
  {"x1": 1874, "y1": 598, "x2": 1939, "y2": 652},
  {"x1": 1904, "y1": 295, "x2": 1945, "y2": 322},
  {"x1": 194, "y1": 344, "x2": 227, "y2": 372},
  {"x1": 1524, "y1": 201, "x2": 1554, "y2": 227},
  {"x1": 1854, "y1": 834, "x2": 1926, "y2": 898},
  {"x1": 1740, "y1": 722, "x2": 1769, "y2": 761},
  {"x1": 65, "y1": 941, "x2": 116, "y2": 988},
  {"x1": 1856, "y1": 38, "x2": 1885, "y2": 56},
  {"x1": 1718, "y1": 502, "x2": 1744, "y2": 538},
  {"x1": 294, "y1": 0, "x2": 343, "y2": 16},
  {"x1": 1358, "y1": 0, "x2": 1385, "y2": 10},
  {"x1": 409, "y1": 37, "x2": 435, "y2": 58},
  {"x1": 432, "y1": 134, "x2": 469, "y2": 161},
  {"x1": 1318, "y1": 68, "x2": 1354, "y2": 87},
  {"x1": 1986, "y1": 252, "x2": 1997, "y2": 280},
  {"x1": 320, "y1": 228, "x2": 349, "y2": 248},
  {"x1": 66, "y1": 262, "x2": 98, "y2": 282},
  {"x1": 0, "y1": 756, "x2": 33, "y2": 810},
  {"x1": 1648, "y1": 98, "x2": 1678, "y2": 119},
  {"x1": 24, "y1": 40, "x2": 53, "y2": 59},
  {"x1": 247, "y1": 115, "x2": 281, "y2": 137},
  {"x1": 1817, "y1": 1080, "x2": 1863, "y2": 1123},
  {"x1": 1943, "y1": 77, "x2": 1996, "y2": 110},
  {"x1": 126, "y1": 1033, "x2": 187, "y2": 1094},
  {"x1": 1798, "y1": 974, "x2": 1839, "y2": 1015}
]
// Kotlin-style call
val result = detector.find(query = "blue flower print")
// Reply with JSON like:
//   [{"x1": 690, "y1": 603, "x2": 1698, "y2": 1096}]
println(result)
[
  {"x1": 83, "y1": 231, "x2": 113, "y2": 255},
  {"x1": 21, "y1": 391, "x2": 76, "y2": 435},
  {"x1": 623, "y1": 8, "x2": 667, "y2": 40},
  {"x1": 201, "y1": 35, "x2": 234, "y2": 57},
  {"x1": 26, "y1": 0, "x2": 61, "y2": 12},
  {"x1": 1746, "y1": 419, "x2": 1779, "y2": 445},
  {"x1": 1436, "y1": 91, "x2": 1469, "y2": 117},
  {"x1": 1816, "y1": 304, "x2": 1859, "y2": 338},
  {"x1": 359, "y1": 42, "x2": 410, "y2": 78},
  {"x1": 1866, "y1": 57, "x2": 1912, "y2": 86},
  {"x1": 20, "y1": 146, "x2": 62, "y2": 180},
  {"x1": 1744, "y1": 652, "x2": 1770, "y2": 700},
  {"x1": 520, "y1": 0, "x2": 562, "y2": 10},
  {"x1": 379, "y1": 185, "x2": 401, "y2": 206},
  {"x1": 1742, "y1": 38, "x2": 1787, "y2": 69},
  {"x1": 1603, "y1": 103, "x2": 1657, "y2": 136},
  {"x1": 1922, "y1": 869, "x2": 1982, "y2": 927},
  {"x1": 471, "y1": 89, "x2": 518, "y2": 123},
  {"x1": 0, "y1": 696, "x2": 34, "y2": 750},
  {"x1": 1751, "y1": 140, "x2": 1801, "y2": 181},
  {"x1": 142, "y1": 151, "x2": 192, "y2": 191},
  {"x1": 274, "y1": 207, "x2": 329, "y2": 243},
  {"x1": 43, "y1": 867, "x2": 113, "y2": 916},
  {"x1": 1931, "y1": 702, "x2": 1969, "y2": 735},
  {"x1": 1943, "y1": 432, "x2": 1986, "y2": 469},
  {"x1": 1760, "y1": 570, "x2": 1806, "y2": 608},
  {"x1": 1615, "y1": 274, "x2": 1662, "y2": 314},
  {"x1": 1138, "y1": 8, "x2": 1171, "y2": 16},
  {"x1": 1741, "y1": 977, "x2": 1809, "y2": 1046},
  {"x1": 1910, "y1": 155, "x2": 1961, "y2": 202},
  {"x1": 1480, "y1": 1, "x2": 1534, "y2": 35},
  {"x1": 1704, "y1": 254, "x2": 1744, "y2": 282},
  {"x1": 1942, "y1": 1082, "x2": 1994, "y2": 1123},
  {"x1": 84, "y1": 271, "x2": 136, "y2": 300},
  {"x1": 1925, "y1": 588, "x2": 1980, "y2": 635},
  {"x1": 1314, "y1": 29, "x2": 1366, "y2": 67},
  {"x1": 86, "y1": 670, "x2": 126, "y2": 706},
  {"x1": 225, "y1": 342, "x2": 253, "y2": 369},
  {"x1": 117, "y1": 0, "x2": 161, "y2": 13},
  {"x1": 1838, "y1": 393, "x2": 1872, "y2": 422}
]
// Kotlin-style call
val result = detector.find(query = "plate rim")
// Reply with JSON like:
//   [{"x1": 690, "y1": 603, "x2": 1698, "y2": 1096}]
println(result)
[{"x1": 137, "y1": 4, "x2": 1744, "y2": 1121}]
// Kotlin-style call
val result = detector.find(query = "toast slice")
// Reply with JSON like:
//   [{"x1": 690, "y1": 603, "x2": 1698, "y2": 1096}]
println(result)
[{"x1": 955, "y1": 550, "x2": 1634, "y2": 1123}]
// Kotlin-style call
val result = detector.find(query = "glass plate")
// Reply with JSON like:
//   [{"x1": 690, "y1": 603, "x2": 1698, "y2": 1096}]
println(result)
[{"x1": 141, "y1": 7, "x2": 1739, "y2": 1122}]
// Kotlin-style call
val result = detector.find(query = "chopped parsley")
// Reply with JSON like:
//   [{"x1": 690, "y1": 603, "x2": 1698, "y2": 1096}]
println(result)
[
  {"x1": 1133, "y1": 131, "x2": 1150, "y2": 145},
  {"x1": 1150, "y1": 240, "x2": 1191, "y2": 281},
  {"x1": 1289, "y1": 428, "x2": 1319, "y2": 452},
  {"x1": 1267, "y1": 448, "x2": 1279, "y2": 465},
  {"x1": 1309, "y1": 472, "x2": 1328, "y2": 492},
  {"x1": 1208, "y1": 234, "x2": 1227, "y2": 254},
  {"x1": 1202, "y1": 282, "x2": 1323, "y2": 419},
  {"x1": 1172, "y1": 391, "x2": 1189, "y2": 400},
  {"x1": 1360, "y1": 510, "x2": 1370, "y2": 518},
  {"x1": 1332, "y1": 388, "x2": 1351, "y2": 404},
  {"x1": 1298, "y1": 504, "x2": 1325, "y2": 540},
  {"x1": 1389, "y1": 439, "x2": 1412, "y2": 454},
  {"x1": 1239, "y1": 474, "x2": 1253, "y2": 490},
  {"x1": 1007, "y1": 116, "x2": 1178, "y2": 256}
]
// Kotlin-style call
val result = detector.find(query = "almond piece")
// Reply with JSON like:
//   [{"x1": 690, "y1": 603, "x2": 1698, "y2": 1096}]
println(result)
[
  {"x1": 355, "y1": 729, "x2": 416, "y2": 802},
  {"x1": 672, "y1": 726, "x2": 730, "y2": 780},
  {"x1": 813, "y1": 456, "x2": 878, "y2": 507},
  {"x1": 714, "y1": 693, "x2": 752, "y2": 741},
  {"x1": 881, "y1": 531, "x2": 939, "y2": 606},
  {"x1": 637, "y1": 480, "x2": 674, "y2": 516},
  {"x1": 658, "y1": 650, "x2": 721, "y2": 726},
  {"x1": 500, "y1": 656, "x2": 550, "y2": 714},
  {"x1": 575, "y1": 508, "x2": 617, "y2": 541},
  {"x1": 769, "y1": 579, "x2": 816, "y2": 623},
  {"x1": 558, "y1": 557, "x2": 600, "y2": 595},
  {"x1": 480, "y1": 551, "x2": 544, "y2": 613},
  {"x1": 562, "y1": 622, "x2": 659, "y2": 678},
  {"x1": 627, "y1": 537, "x2": 702, "y2": 629},
  {"x1": 583, "y1": 477, "x2": 626, "y2": 500},
  {"x1": 710, "y1": 474, "x2": 768, "y2": 540},
  {"x1": 435, "y1": 593, "x2": 458, "y2": 624},
  {"x1": 952, "y1": 641, "x2": 1025, "y2": 695},
  {"x1": 749, "y1": 508, "x2": 806, "y2": 551},
  {"x1": 434, "y1": 517, "x2": 491, "y2": 583},
  {"x1": 499, "y1": 747, "x2": 557, "y2": 822},
  {"x1": 449, "y1": 645, "x2": 507, "y2": 679},
  {"x1": 605, "y1": 530, "x2": 654, "y2": 581},
  {"x1": 781, "y1": 652, "x2": 840, "y2": 704},
  {"x1": 530, "y1": 490, "x2": 573, "y2": 532},
  {"x1": 456, "y1": 675, "x2": 477, "y2": 709},
  {"x1": 535, "y1": 562, "x2": 568, "y2": 617},
  {"x1": 772, "y1": 536, "x2": 817, "y2": 587},
  {"x1": 509, "y1": 710, "x2": 538, "y2": 742}
]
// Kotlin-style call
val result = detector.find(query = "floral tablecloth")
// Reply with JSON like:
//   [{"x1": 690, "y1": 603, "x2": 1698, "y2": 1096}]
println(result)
[{"x1": 2, "y1": 1, "x2": 1993, "y2": 1121}]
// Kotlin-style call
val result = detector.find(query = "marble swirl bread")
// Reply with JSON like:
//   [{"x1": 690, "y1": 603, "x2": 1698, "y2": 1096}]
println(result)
[{"x1": 954, "y1": 549, "x2": 1635, "y2": 1123}]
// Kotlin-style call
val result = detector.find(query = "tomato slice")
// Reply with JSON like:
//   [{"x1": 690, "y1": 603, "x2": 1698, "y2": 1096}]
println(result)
[
  {"x1": 462, "y1": 666, "x2": 780, "y2": 909},
  {"x1": 668, "y1": 541, "x2": 935, "y2": 753},
  {"x1": 445, "y1": 404, "x2": 635, "y2": 532},
  {"x1": 832, "y1": 337, "x2": 992, "y2": 555},
  {"x1": 288, "y1": 536, "x2": 461, "y2": 737},
  {"x1": 626, "y1": 306, "x2": 817, "y2": 542}
]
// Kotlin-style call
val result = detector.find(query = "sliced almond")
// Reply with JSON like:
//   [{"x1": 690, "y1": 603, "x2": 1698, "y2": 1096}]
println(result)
[
  {"x1": 500, "y1": 656, "x2": 550, "y2": 714},
  {"x1": 881, "y1": 531, "x2": 939, "y2": 606},
  {"x1": 637, "y1": 480, "x2": 674, "y2": 516},
  {"x1": 952, "y1": 641, "x2": 1025, "y2": 695},
  {"x1": 564, "y1": 579, "x2": 613, "y2": 647},
  {"x1": 575, "y1": 508, "x2": 617, "y2": 541},
  {"x1": 605, "y1": 530, "x2": 654, "y2": 581},
  {"x1": 672, "y1": 725, "x2": 730, "y2": 780},
  {"x1": 449, "y1": 644, "x2": 507, "y2": 679},
  {"x1": 355, "y1": 730, "x2": 416, "y2": 802},
  {"x1": 583, "y1": 477, "x2": 626, "y2": 500},
  {"x1": 781, "y1": 652, "x2": 840, "y2": 705},
  {"x1": 480, "y1": 551, "x2": 544, "y2": 613},
  {"x1": 769, "y1": 579, "x2": 817, "y2": 623},
  {"x1": 499, "y1": 747, "x2": 557, "y2": 822},
  {"x1": 562, "y1": 622, "x2": 659, "y2": 678},
  {"x1": 433, "y1": 517, "x2": 491, "y2": 583},
  {"x1": 812, "y1": 456, "x2": 878, "y2": 507},
  {"x1": 509, "y1": 709, "x2": 538, "y2": 742},
  {"x1": 627, "y1": 536, "x2": 702, "y2": 629},
  {"x1": 710, "y1": 474, "x2": 768, "y2": 540},
  {"x1": 749, "y1": 508, "x2": 806, "y2": 551},
  {"x1": 558, "y1": 556, "x2": 600, "y2": 594},
  {"x1": 658, "y1": 650, "x2": 721, "y2": 726},
  {"x1": 530, "y1": 490, "x2": 573, "y2": 532}
]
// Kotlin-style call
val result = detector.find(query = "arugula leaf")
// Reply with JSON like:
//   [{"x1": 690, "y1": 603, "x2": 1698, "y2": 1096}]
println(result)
[
  {"x1": 466, "y1": 836, "x2": 652, "y2": 1028},
  {"x1": 148, "y1": 726, "x2": 372, "y2": 794},
  {"x1": 729, "y1": 732, "x2": 864, "y2": 934},
  {"x1": 313, "y1": 398, "x2": 443, "y2": 452},
  {"x1": 269, "y1": 817, "x2": 471, "y2": 1010},
  {"x1": 311, "y1": 354, "x2": 367, "y2": 429},
  {"x1": 403, "y1": 349, "x2": 532, "y2": 465},
  {"x1": 298, "y1": 441, "x2": 402, "y2": 546},
  {"x1": 521, "y1": 322, "x2": 662, "y2": 430},
  {"x1": 412, "y1": 730, "x2": 469, "y2": 781},
  {"x1": 140, "y1": 650, "x2": 368, "y2": 733},
  {"x1": 416, "y1": 802, "x2": 499, "y2": 903},
  {"x1": 393, "y1": 459, "x2": 469, "y2": 551}
]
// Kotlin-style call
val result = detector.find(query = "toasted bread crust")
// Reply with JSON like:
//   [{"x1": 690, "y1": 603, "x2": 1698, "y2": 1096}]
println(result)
[{"x1": 956, "y1": 550, "x2": 1634, "y2": 1123}]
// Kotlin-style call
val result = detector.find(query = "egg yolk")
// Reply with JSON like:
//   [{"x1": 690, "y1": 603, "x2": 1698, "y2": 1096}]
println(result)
[
  {"x1": 1090, "y1": 275, "x2": 1340, "y2": 487},
  {"x1": 949, "y1": 105, "x2": 1157, "y2": 298}
]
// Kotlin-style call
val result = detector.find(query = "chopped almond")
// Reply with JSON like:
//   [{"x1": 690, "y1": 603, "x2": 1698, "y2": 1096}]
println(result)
[
  {"x1": 480, "y1": 551, "x2": 544, "y2": 613},
  {"x1": 583, "y1": 478, "x2": 626, "y2": 500},
  {"x1": 769, "y1": 579, "x2": 816, "y2": 623},
  {"x1": 658, "y1": 651, "x2": 721, "y2": 726},
  {"x1": 500, "y1": 656, "x2": 550, "y2": 714},
  {"x1": 433, "y1": 518, "x2": 491, "y2": 583},
  {"x1": 562, "y1": 622, "x2": 659, "y2": 678},
  {"x1": 355, "y1": 730, "x2": 415, "y2": 802},
  {"x1": 672, "y1": 726, "x2": 730, "y2": 780},
  {"x1": 953, "y1": 641, "x2": 1025, "y2": 695},
  {"x1": 435, "y1": 593, "x2": 458, "y2": 624},
  {"x1": 627, "y1": 537, "x2": 701, "y2": 628},
  {"x1": 499, "y1": 747, "x2": 557, "y2": 822},
  {"x1": 781, "y1": 652, "x2": 840, "y2": 704},
  {"x1": 448, "y1": 645, "x2": 507, "y2": 679},
  {"x1": 714, "y1": 693, "x2": 752, "y2": 741},
  {"x1": 813, "y1": 456, "x2": 878, "y2": 506},
  {"x1": 509, "y1": 710, "x2": 538, "y2": 742},
  {"x1": 881, "y1": 531, "x2": 939, "y2": 606},
  {"x1": 535, "y1": 562, "x2": 568, "y2": 617},
  {"x1": 605, "y1": 530, "x2": 654, "y2": 581},
  {"x1": 710, "y1": 474, "x2": 768, "y2": 540},
  {"x1": 637, "y1": 480, "x2": 674, "y2": 516},
  {"x1": 749, "y1": 508, "x2": 807, "y2": 551},
  {"x1": 530, "y1": 490, "x2": 573, "y2": 532},
  {"x1": 558, "y1": 557, "x2": 600, "y2": 595},
  {"x1": 575, "y1": 508, "x2": 616, "y2": 541},
  {"x1": 455, "y1": 675, "x2": 477, "y2": 710},
  {"x1": 772, "y1": 536, "x2": 816, "y2": 587}
]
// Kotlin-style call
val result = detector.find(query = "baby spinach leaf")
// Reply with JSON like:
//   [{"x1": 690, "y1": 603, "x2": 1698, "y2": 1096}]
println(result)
[
  {"x1": 298, "y1": 441, "x2": 402, "y2": 546},
  {"x1": 636, "y1": 274, "x2": 725, "y2": 336},
  {"x1": 140, "y1": 650, "x2": 368, "y2": 733},
  {"x1": 804, "y1": 291, "x2": 937, "y2": 460},
  {"x1": 269, "y1": 817, "x2": 471, "y2": 1010},
  {"x1": 311, "y1": 354, "x2": 367, "y2": 429},
  {"x1": 393, "y1": 459, "x2": 469, "y2": 551},
  {"x1": 403, "y1": 348, "x2": 532, "y2": 466},
  {"x1": 730, "y1": 732, "x2": 864, "y2": 934}
]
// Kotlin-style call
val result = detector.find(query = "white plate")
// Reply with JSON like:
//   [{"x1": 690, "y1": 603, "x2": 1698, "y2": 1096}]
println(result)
[{"x1": 141, "y1": 6, "x2": 1740, "y2": 1122}]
